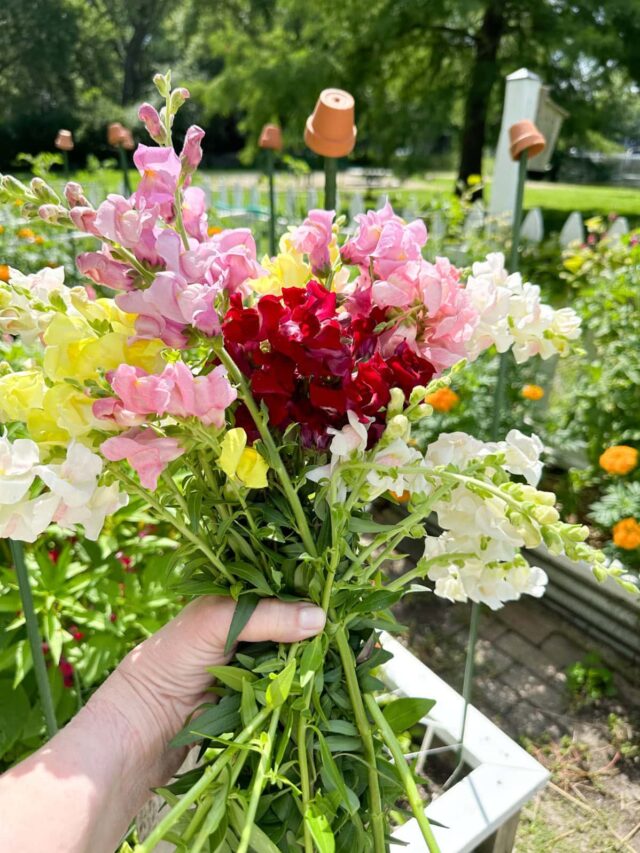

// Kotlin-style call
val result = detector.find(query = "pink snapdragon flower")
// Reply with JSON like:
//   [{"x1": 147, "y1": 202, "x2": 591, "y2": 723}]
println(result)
[
  {"x1": 92, "y1": 397, "x2": 146, "y2": 429},
  {"x1": 76, "y1": 249, "x2": 135, "y2": 290},
  {"x1": 70, "y1": 207, "x2": 100, "y2": 236},
  {"x1": 371, "y1": 218, "x2": 428, "y2": 279},
  {"x1": 133, "y1": 145, "x2": 181, "y2": 218},
  {"x1": 340, "y1": 201, "x2": 402, "y2": 265},
  {"x1": 105, "y1": 362, "x2": 237, "y2": 428},
  {"x1": 109, "y1": 364, "x2": 173, "y2": 415},
  {"x1": 95, "y1": 194, "x2": 158, "y2": 248},
  {"x1": 379, "y1": 257, "x2": 478, "y2": 373},
  {"x1": 64, "y1": 182, "x2": 90, "y2": 208},
  {"x1": 182, "y1": 186, "x2": 208, "y2": 240},
  {"x1": 138, "y1": 103, "x2": 165, "y2": 144},
  {"x1": 180, "y1": 126, "x2": 205, "y2": 173},
  {"x1": 101, "y1": 428, "x2": 184, "y2": 490},
  {"x1": 163, "y1": 362, "x2": 237, "y2": 427},
  {"x1": 290, "y1": 209, "x2": 334, "y2": 274},
  {"x1": 206, "y1": 229, "x2": 266, "y2": 294}
]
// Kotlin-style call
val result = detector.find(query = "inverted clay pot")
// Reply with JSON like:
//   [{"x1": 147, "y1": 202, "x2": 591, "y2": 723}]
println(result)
[
  {"x1": 509, "y1": 120, "x2": 546, "y2": 161},
  {"x1": 304, "y1": 88, "x2": 356, "y2": 158},
  {"x1": 120, "y1": 128, "x2": 135, "y2": 151},
  {"x1": 107, "y1": 122, "x2": 126, "y2": 147},
  {"x1": 259, "y1": 124, "x2": 283, "y2": 151},
  {"x1": 54, "y1": 130, "x2": 74, "y2": 152}
]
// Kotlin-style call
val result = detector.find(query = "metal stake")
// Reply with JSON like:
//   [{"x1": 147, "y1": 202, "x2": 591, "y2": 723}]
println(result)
[
  {"x1": 324, "y1": 157, "x2": 337, "y2": 211},
  {"x1": 10, "y1": 540, "x2": 58, "y2": 738},
  {"x1": 266, "y1": 149, "x2": 277, "y2": 256}
]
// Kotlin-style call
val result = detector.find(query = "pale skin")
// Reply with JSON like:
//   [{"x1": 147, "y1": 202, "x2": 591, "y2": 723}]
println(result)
[{"x1": 0, "y1": 596, "x2": 326, "y2": 853}]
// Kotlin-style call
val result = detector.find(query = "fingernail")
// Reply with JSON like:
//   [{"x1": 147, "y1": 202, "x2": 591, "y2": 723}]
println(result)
[{"x1": 298, "y1": 604, "x2": 326, "y2": 633}]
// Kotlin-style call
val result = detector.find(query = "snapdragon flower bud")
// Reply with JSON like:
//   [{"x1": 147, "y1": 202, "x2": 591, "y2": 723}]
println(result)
[
  {"x1": 531, "y1": 505, "x2": 560, "y2": 525},
  {"x1": 384, "y1": 414, "x2": 410, "y2": 441},
  {"x1": 30, "y1": 178, "x2": 60, "y2": 204},
  {"x1": 386, "y1": 387, "x2": 405, "y2": 420},
  {"x1": 413, "y1": 404, "x2": 432, "y2": 420},
  {"x1": 22, "y1": 202, "x2": 39, "y2": 218},
  {"x1": 1, "y1": 174, "x2": 29, "y2": 199},
  {"x1": 39, "y1": 204, "x2": 70, "y2": 225},
  {"x1": 169, "y1": 87, "x2": 190, "y2": 113},
  {"x1": 180, "y1": 125, "x2": 205, "y2": 174},
  {"x1": 153, "y1": 71, "x2": 171, "y2": 97},
  {"x1": 542, "y1": 526, "x2": 564, "y2": 555},
  {"x1": 64, "y1": 182, "x2": 90, "y2": 208},
  {"x1": 410, "y1": 385, "x2": 428, "y2": 404},
  {"x1": 138, "y1": 103, "x2": 167, "y2": 145}
]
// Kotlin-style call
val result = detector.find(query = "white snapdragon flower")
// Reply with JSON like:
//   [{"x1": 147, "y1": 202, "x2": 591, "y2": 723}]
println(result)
[
  {"x1": 366, "y1": 438, "x2": 427, "y2": 499},
  {"x1": 0, "y1": 436, "x2": 41, "y2": 504},
  {"x1": 498, "y1": 429, "x2": 544, "y2": 486},
  {"x1": 55, "y1": 482, "x2": 128, "y2": 541},
  {"x1": 424, "y1": 431, "x2": 496, "y2": 469},
  {"x1": 35, "y1": 442, "x2": 103, "y2": 507},
  {"x1": 435, "y1": 490, "x2": 525, "y2": 548},
  {"x1": 307, "y1": 412, "x2": 370, "y2": 501},
  {"x1": 0, "y1": 493, "x2": 60, "y2": 542},
  {"x1": 0, "y1": 266, "x2": 71, "y2": 344}
]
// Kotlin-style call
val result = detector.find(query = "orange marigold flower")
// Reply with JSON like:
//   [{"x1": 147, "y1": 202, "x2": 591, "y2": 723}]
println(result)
[
  {"x1": 0, "y1": 225, "x2": 4, "y2": 234},
  {"x1": 17, "y1": 227, "x2": 36, "y2": 240},
  {"x1": 612, "y1": 517, "x2": 640, "y2": 550},
  {"x1": 425, "y1": 387, "x2": 459, "y2": 413},
  {"x1": 389, "y1": 490, "x2": 411, "y2": 503},
  {"x1": 599, "y1": 445, "x2": 638, "y2": 476},
  {"x1": 521, "y1": 384, "x2": 545, "y2": 401},
  {"x1": 0, "y1": 264, "x2": 9, "y2": 282},
  {"x1": 34, "y1": 236, "x2": 45, "y2": 245},
  {"x1": 208, "y1": 225, "x2": 222, "y2": 236}
]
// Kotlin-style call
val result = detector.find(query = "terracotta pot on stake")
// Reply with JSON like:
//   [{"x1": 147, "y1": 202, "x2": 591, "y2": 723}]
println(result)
[
  {"x1": 258, "y1": 123, "x2": 283, "y2": 256},
  {"x1": 446, "y1": 119, "x2": 547, "y2": 791},
  {"x1": 108, "y1": 122, "x2": 133, "y2": 196},
  {"x1": 304, "y1": 88, "x2": 356, "y2": 211},
  {"x1": 54, "y1": 129, "x2": 74, "y2": 179}
]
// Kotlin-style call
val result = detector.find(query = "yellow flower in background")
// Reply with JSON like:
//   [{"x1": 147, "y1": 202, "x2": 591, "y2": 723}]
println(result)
[
  {"x1": 0, "y1": 370, "x2": 46, "y2": 422},
  {"x1": 41, "y1": 383, "x2": 101, "y2": 438},
  {"x1": 0, "y1": 264, "x2": 9, "y2": 283},
  {"x1": 250, "y1": 234, "x2": 311, "y2": 295},
  {"x1": 467, "y1": 174, "x2": 482, "y2": 187},
  {"x1": 425, "y1": 387, "x2": 460, "y2": 413},
  {"x1": 612, "y1": 518, "x2": 640, "y2": 550},
  {"x1": 563, "y1": 255, "x2": 586, "y2": 274},
  {"x1": 0, "y1": 225, "x2": 4, "y2": 234},
  {"x1": 218, "y1": 428, "x2": 269, "y2": 488},
  {"x1": 208, "y1": 225, "x2": 222, "y2": 236},
  {"x1": 599, "y1": 445, "x2": 638, "y2": 476},
  {"x1": 585, "y1": 216, "x2": 603, "y2": 231},
  {"x1": 521, "y1": 384, "x2": 545, "y2": 401},
  {"x1": 17, "y1": 227, "x2": 36, "y2": 241},
  {"x1": 26, "y1": 408, "x2": 69, "y2": 446}
]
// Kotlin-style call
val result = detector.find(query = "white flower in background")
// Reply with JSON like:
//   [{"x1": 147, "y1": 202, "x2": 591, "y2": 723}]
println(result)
[
  {"x1": 55, "y1": 482, "x2": 128, "y2": 541},
  {"x1": 0, "y1": 436, "x2": 40, "y2": 504},
  {"x1": 0, "y1": 493, "x2": 60, "y2": 542},
  {"x1": 424, "y1": 431, "x2": 497, "y2": 469},
  {"x1": 465, "y1": 252, "x2": 581, "y2": 364},
  {"x1": 366, "y1": 438, "x2": 428, "y2": 499},
  {"x1": 35, "y1": 442, "x2": 103, "y2": 507},
  {"x1": 328, "y1": 411, "x2": 369, "y2": 459},
  {"x1": 0, "y1": 266, "x2": 71, "y2": 344},
  {"x1": 498, "y1": 429, "x2": 544, "y2": 486}
]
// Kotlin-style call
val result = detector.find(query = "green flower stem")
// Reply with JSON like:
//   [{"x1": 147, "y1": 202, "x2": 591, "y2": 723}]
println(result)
[
  {"x1": 113, "y1": 468, "x2": 235, "y2": 584},
  {"x1": 321, "y1": 479, "x2": 341, "y2": 612},
  {"x1": 297, "y1": 713, "x2": 314, "y2": 853},
  {"x1": 216, "y1": 345, "x2": 318, "y2": 558},
  {"x1": 134, "y1": 706, "x2": 273, "y2": 853},
  {"x1": 173, "y1": 194, "x2": 191, "y2": 250},
  {"x1": 236, "y1": 707, "x2": 282, "y2": 853},
  {"x1": 386, "y1": 553, "x2": 474, "y2": 591},
  {"x1": 9, "y1": 540, "x2": 58, "y2": 739},
  {"x1": 189, "y1": 795, "x2": 227, "y2": 853},
  {"x1": 161, "y1": 471, "x2": 190, "y2": 517},
  {"x1": 364, "y1": 695, "x2": 441, "y2": 853},
  {"x1": 334, "y1": 625, "x2": 386, "y2": 853},
  {"x1": 182, "y1": 794, "x2": 213, "y2": 845},
  {"x1": 112, "y1": 246, "x2": 154, "y2": 285}
]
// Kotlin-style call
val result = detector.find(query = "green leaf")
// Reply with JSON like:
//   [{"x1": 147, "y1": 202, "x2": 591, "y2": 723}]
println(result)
[
  {"x1": 382, "y1": 697, "x2": 436, "y2": 734},
  {"x1": 170, "y1": 695, "x2": 241, "y2": 747},
  {"x1": 12, "y1": 639, "x2": 33, "y2": 688},
  {"x1": 305, "y1": 806, "x2": 335, "y2": 853},
  {"x1": 0, "y1": 679, "x2": 30, "y2": 758},
  {"x1": 224, "y1": 593, "x2": 260, "y2": 655},
  {"x1": 266, "y1": 658, "x2": 296, "y2": 708},
  {"x1": 299, "y1": 636, "x2": 323, "y2": 687},
  {"x1": 228, "y1": 562, "x2": 273, "y2": 595},
  {"x1": 207, "y1": 665, "x2": 258, "y2": 692},
  {"x1": 229, "y1": 801, "x2": 281, "y2": 853},
  {"x1": 241, "y1": 679, "x2": 258, "y2": 728},
  {"x1": 316, "y1": 730, "x2": 358, "y2": 815},
  {"x1": 351, "y1": 589, "x2": 403, "y2": 613}
]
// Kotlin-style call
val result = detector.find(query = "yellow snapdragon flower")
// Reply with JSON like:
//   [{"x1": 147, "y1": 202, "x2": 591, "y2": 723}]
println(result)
[
  {"x1": 249, "y1": 234, "x2": 312, "y2": 295},
  {"x1": 0, "y1": 370, "x2": 46, "y2": 422},
  {"x1": 218, "y1": 428, "x2": 269, "y2": 488}
]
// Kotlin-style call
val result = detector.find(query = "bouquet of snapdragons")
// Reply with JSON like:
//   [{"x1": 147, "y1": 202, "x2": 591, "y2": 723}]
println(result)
[{"x1": 0, "y1": 73, "x2": 627, "y2": 852}]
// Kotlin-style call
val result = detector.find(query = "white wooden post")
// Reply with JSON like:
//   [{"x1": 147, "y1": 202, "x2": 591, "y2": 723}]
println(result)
[
  {"x1": 559, "y1": 212, "x2": 585, "y2": 247},
  {"x1": 489, "y1": 69, "x2": 542, "y2": 221},
  {"x1": 521, "y1": 208, "x2": 544, "y2": 243}
]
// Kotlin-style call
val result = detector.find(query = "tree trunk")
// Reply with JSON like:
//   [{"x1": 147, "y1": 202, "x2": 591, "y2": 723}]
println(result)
[
  {"x1": 456, "y1": 0, "x2": 508, "y2": 198},
  {"x1": 121, "y1": 20, "x2": 148, "y2": 105}
]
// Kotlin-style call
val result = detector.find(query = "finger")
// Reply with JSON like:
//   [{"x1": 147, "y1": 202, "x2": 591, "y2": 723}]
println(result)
[{"x1": 238, "y1": 599, "x2": 326, "y2": 644}]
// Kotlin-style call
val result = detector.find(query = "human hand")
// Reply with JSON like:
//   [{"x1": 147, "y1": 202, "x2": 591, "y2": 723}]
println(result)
[{"x1": 0, "y1": 596, "x2": 326, "y2": 853}]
